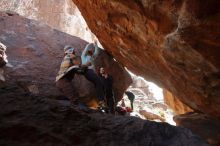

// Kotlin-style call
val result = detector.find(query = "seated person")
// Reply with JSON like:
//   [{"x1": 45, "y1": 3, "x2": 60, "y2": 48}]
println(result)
[
  {"x1": 81, "y1": 41, "x2": 105, "y2": 108},
  {"x1": 56, "y1": 45, "x2": 81, "y2": 103}
]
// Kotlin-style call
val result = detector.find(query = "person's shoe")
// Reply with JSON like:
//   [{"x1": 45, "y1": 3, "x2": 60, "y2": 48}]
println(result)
[
  {"x1": 97, "y1": 101, "x2": 109, "y2": 113},
  {"x1": 98, "y1": 101, "x2": 106, "y2": 108}
]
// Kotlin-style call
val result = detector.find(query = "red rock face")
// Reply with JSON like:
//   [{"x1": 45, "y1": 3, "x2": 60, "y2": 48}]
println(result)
[
  {"x1": 72, "y1": 0, "x2": 220, "y2": 118},
  {"x1": 163, "y1": 89, "x2": 193, "y2": 115},
  {"x1": 0, "y1": 12, "x2": 131, "y2": 101}
]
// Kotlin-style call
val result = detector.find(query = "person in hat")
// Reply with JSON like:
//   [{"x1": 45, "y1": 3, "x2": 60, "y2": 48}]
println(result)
[
  {"x1": 81, "y1": 41, "x2": 105, "y2": 108},
  {"x1": 56, "y1": 45, "x2": 81, "y2": 103}
]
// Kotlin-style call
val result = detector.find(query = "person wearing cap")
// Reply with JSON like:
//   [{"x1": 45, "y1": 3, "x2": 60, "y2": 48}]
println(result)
[
  {"x1": 56, "y1": 45, "x2": 81, "y2": 102},
  {"x1": 81, "y1": 41, "x2": 105, "y2": 108}
]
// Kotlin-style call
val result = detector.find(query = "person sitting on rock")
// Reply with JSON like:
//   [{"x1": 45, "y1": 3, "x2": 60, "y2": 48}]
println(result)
[
  {"x1": 56, "y1": 45, "x2": 81, "y2": 104},
  {"x1": 81, "y1": 41, "x2": 105, "y2": 108},
  {"x1": 99, "y1": 67, "x2": 115, "y2": 114},
  {"x1": 125, "y1": 91, "x2": 135, "y2": 110}
]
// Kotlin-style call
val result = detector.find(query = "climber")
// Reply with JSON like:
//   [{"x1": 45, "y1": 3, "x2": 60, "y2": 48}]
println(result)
[
  {"x1": 56, "y1": 45, "x2": 82, "y2": 104},
  {"x1": 115, "y1": 98, "x2": 133, "y2": 115},
  {"x1": 0, "y1": 42, "x2": 7, "y2": 82},
  {"x1": 125, "y1": 91, "x2": 135, "y2": 110},
  {"x1": 81, "y1": 41, "x2": 106, "y2": 108},
  {"x1": 0, "y1": 42, "x2": 7, "y2": 67},
  {"x1": 99, "y1": 67, "x2": 115, "y2": 114}
]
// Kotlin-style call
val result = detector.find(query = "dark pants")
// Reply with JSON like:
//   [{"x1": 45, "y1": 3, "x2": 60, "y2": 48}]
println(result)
[
  {"x1": 106, "y1": 92, "x2": 115, "y2": 114},
  {"x1": 125, "y1": 91, "x2": 135, "y2": 110},
  {"x1": 84, "y1": 69, "x2": 105, "y2": 101},
  {"x1": 129, "y1": 99, "x2": 134, "y2": 110},
  {"x1": 128, "y1": 96, "x2": 135, "y2": 110}
]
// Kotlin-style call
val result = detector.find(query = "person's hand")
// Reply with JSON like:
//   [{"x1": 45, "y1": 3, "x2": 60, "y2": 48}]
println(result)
[
  {"x1": 104, "y1": 74, "x2": 108, "y2": 78},
  {"x1": 101, "y1": 73, "x2": 108, "y2": 78}
]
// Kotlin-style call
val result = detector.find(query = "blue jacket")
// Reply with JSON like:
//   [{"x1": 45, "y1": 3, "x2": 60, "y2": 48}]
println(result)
[{"x1": 81, "y1": 43, "x2": 99, "y2": 70}]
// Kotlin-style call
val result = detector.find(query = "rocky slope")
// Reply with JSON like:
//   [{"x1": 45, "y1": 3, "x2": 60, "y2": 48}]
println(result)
[
  {"x1": 0, "y1": 0, "x2": 96, "y2": 42},
  {"x1": 0, "y1": 12, "x2": 131, "y2": 102},
  {"x1": 72, "y1": 0, "x2": 220, "y2": 118},
  {"x1": 0, "y1": 86, "x2": 209, "y2": 146}
]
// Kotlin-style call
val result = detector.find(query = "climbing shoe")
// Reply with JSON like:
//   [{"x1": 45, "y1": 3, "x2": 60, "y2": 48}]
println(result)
[
  {"x1": 98, "y1": 101, "x2": 106, "y2": 108},
  {"x1": 97, "y1": 101, "x2": 109, "y2": 113}
]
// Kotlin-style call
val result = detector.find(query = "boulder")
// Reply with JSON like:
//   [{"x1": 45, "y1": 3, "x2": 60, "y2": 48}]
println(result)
[
  {"x1": 139, "y1": 109, "x2": 165, "y2": 122},
  {"x1": 72, "y1": 0, "x2": 220, "y2": 118},
  {"x1": 0, "y1": 12, "x2": 131, "y2": 102},
  {"x1": 174, "y1": 112, "x2": 220, "y2": 146},
  {"x1": 0, "y1": 89, "x2": 209, "y2": 146}
]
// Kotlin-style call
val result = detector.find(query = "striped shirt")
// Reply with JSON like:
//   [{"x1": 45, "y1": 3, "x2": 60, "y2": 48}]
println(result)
[{"x1": 56, "y1": 54, "x2": 73, "y2": 81}]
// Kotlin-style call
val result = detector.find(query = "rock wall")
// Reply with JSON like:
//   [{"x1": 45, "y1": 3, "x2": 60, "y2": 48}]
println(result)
[
  {"x1": 0, "y1": 0, "x2": 96, "y2": 42},
  {"x1": 0, "y1": 12, "x2": 131, "y2": 101},
  {"x1": 163, "y1": 89, "x2": 193, "y2": 115},
  {"x1": 72, "y1": 0, "x2": 220, "y2": 118},
  {"x1": 174, "y1": 113, "x2": 220, "y2": 146}
]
